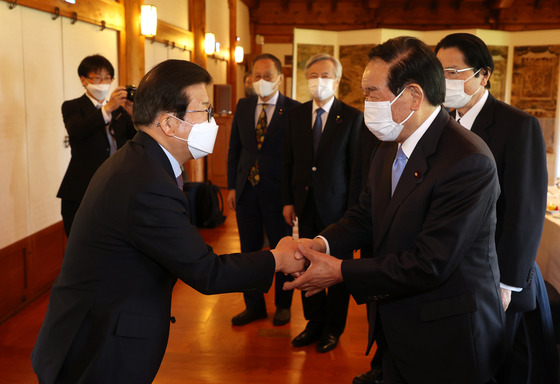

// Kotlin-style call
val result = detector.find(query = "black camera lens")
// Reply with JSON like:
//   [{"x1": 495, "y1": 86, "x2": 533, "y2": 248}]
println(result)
[{"x1": 125, "y1": 85, "x2": 137, "y2": 101}]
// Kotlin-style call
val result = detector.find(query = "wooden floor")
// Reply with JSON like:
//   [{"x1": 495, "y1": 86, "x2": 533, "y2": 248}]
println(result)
[{"x1": 0, "y1": 194, "x2": 372, "y2": 384}]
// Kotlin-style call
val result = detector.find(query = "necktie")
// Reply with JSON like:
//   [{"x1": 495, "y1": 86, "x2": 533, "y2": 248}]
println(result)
[
  {"x1": 313, "y1": 108, "x2": 325, "y2": 157},
  {"x1": 98, "y1": 103, "x2": 117, "y2": 155},
  {"x1": 176, "y1": 174, "x2": 184, "y2": 190},
  {"x1": 248, "y1": 104, "x2": 268, "y2": 186},
  {"x1": 391, "y1": 145, "x2": 407, "y2": 196}
]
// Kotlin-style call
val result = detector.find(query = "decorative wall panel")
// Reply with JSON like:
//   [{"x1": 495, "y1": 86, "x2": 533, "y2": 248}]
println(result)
[{"x1": 339, "y1": 44, "x2": 376, "y2": 111}]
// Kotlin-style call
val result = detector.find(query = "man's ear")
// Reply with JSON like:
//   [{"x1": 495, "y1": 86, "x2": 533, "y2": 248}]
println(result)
[
  {"x1": 480, "y1": 68, "x2": 492, "y2": 87},
  {"x1": 158, "y1": 114, "x2": 176, "y2": 137},
  {"x1": 408, "y1": 84, "x2": 424, "y2": 111}
]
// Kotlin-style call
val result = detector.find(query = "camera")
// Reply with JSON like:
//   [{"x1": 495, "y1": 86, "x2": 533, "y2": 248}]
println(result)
[{"x1": 125, "y1": 85, "x2": 137, "y2": 101}]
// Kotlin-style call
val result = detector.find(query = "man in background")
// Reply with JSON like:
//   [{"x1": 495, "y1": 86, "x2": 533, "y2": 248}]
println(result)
[
  {"x1": 436, "y1": 33, "x2": 556, "y2": 384},
  {"x1": 227, "y1": 54, "x2": 300, "y2": 326},
  {"x1": 57, "y1": 54, "x2": 136, "y2": 236},
  {"x1": 282, "y1": 53, "x2": 362, "y2": 353},
  {"x1": 32, "y1": 59, "x2": 304, "y2": 384}
]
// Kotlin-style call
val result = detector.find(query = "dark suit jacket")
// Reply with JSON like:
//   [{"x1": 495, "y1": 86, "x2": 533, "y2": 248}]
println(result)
[
  {"x1": 32, "y1": 132, "x2": 276, "y2": 384},
  {"x1": 282, "y1": 98, "x2": 363, "y2": 227},
  {"x1": 227, "y1": 93, "x2": 300, "y2": 204},
  {"x1": 57, "y1": 94, "x2": 136, "y2": 204},
  {"x1": 322, "y1": 109, "x2": 505, "y2": 383},
  {"x1": 470, "y1": 93, "x2": 547, "y2": 312}
]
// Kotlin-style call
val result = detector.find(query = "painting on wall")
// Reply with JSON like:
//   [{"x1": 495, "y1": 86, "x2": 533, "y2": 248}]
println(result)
[
  {"x1": 339, "y1": 44, "x2": 376, "y2": 111},
  {"x1": 295, "y1": 44, "x2": 334, "y2": 102},
  {"x1": 511, "y1": 45, "x2": 560, "y2": 153},
  {"x1": 488, "y1": 45, "x2": 508, "y2": 102}
]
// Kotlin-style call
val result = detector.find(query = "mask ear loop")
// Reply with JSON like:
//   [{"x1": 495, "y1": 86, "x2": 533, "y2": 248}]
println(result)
[{"x1": 388, "y1": 86, "x2": 415, "y2": 125}]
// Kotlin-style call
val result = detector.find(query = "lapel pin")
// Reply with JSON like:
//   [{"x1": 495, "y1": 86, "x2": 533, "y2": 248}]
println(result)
[
  {"x1": 336, "y1": 115, "x2": 342, "y2": 123},
  {"x1": 279, "y1": 107, "x2": 284, "y2": 115}
]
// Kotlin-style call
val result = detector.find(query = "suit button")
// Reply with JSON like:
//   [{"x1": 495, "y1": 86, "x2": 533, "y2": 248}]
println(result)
[
  {"x1": 312, "y1": 167, "x2": 317, "y2": 171},
  {"x1": 170, "y1": 316, "x2": 176, "y2": 323}
]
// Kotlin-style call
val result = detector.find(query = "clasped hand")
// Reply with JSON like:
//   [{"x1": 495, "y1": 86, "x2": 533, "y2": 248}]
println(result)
[{"x1": 272, "y1": 237, "x2": 343, "y2": 297}]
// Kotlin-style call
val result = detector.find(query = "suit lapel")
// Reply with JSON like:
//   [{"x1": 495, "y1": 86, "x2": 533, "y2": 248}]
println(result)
[
  {"x1": 316, "y1": 98, "x2": 341, "y2": 158},
  {"x1": 470, "y1": 93, "x2": 495, "y2": 143},
  {"x1": 372, "y1": 109, "x2": 448, "y2": 253}
]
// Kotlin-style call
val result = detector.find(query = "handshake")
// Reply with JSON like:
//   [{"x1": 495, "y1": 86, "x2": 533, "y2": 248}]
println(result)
[{"x1": 270, "y1": 236, "x2": 344, "y2": 296}]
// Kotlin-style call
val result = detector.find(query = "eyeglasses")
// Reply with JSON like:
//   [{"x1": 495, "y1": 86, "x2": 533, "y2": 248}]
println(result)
[
  {"x1": 179, "y1": 105, "x2": 215, "y2": 123},
  {"x1": 87, "y1": 76, "x2": 114, "y2": 84},
  {"x1": 443, "y1": 67, "x2": 475, "y2": 80}
]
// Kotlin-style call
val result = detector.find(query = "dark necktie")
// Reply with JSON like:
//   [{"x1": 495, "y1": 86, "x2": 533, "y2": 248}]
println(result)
[
  {"x1": 176, "y1": 174, "x2": 184, "y2": 190},
  {"x1": 391, "y1": 146, "x2": 407, "y2": 196},
  {"x1": 313, "y1": 108, "x2": 325, "y2": 157},
  {"x1": 248, "y1": 104, "x2": 268, "y2": 186}
]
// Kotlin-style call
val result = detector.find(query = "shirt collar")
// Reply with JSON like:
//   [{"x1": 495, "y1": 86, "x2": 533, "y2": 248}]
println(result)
[
  {"x1": 258, "y1": 91, "x2": 279, "y2": 106},
  {"x1": 455, "y1": 89, "x2": 489, "y2": 130},
  {"x1": 158, "y1": 144, "x2": 182, "y2": 178},
  {"x1": 85, "y1": 92, "x2": 107, "y2": 108},
  {"x1": 401, "y1": 106, "x2": 441, "y2": 158},
  {"x1": 313, "y1": 96, "x2": 335, "y2": 115}
]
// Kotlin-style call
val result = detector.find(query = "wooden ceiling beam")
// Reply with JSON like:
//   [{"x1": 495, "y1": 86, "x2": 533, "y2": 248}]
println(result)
[
  {"x1": 240, "y1": 0, "x2": 259, "y2": 9},
  {"x1": 489, "y1": 0, "x2": 515, "y2": 9}
]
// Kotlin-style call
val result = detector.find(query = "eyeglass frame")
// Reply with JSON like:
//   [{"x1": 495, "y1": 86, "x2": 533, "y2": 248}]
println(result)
[
  {"x1": 442, "y1": 67, "x2": 477, "y2": 80},
  {"x1": 175, "y1": 105, "x2": 215, "y2": 123},
  {"x1": 86, "y1": 76, "x2": 114, "y2": 84}
]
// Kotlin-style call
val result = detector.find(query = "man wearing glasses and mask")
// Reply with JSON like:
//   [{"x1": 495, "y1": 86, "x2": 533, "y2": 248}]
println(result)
[
  {"x1": 57, "y1": 54, "x2": 136, "y2": 236},
  {"x1": 435, "y1": 33, "x2": 555, "y2": 384},
  {"x1": 32, "y1": 59, "x2": 305, "y2": 384}
]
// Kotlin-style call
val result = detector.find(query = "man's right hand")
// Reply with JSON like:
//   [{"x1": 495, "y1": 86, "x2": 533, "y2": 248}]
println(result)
[
  {"x1": 104, "y1": 86, "x2": 128, "y2": 114},
  {"x1": 227, "y1": 190, "x2": 236, "y2": 211},
  {"x1": 283, "y1": 205, "x2": 296, "y2": 227}
]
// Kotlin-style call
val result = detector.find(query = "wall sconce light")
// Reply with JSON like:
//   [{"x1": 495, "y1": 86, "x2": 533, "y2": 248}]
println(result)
[
  {"x1": 205, "y1": 33, "x2": 216, "y2": 54},
  {"x1": 234, "y1": 46, "x2": 244, "y2": 63},
  {"x1": 141, "y1": 5, "x2": 157, "y2": 37}
]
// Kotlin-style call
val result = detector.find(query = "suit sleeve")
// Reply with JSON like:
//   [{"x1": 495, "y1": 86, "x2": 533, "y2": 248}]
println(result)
[
  {"x1": 345, "y1": 110, "x2": 364, "y2": 207},
  {"x1": 497, "y1": 114, "x2": 547, "y2": 288},
  {"x1": 227, "y1": 104, "x2": 243, "y2": 190},
  {"x1": 128, "y1": 179, "x2": 275, "y2": 294},
  {"x1": 62, "y1": 98, "x2": 108, "y2": 139}
]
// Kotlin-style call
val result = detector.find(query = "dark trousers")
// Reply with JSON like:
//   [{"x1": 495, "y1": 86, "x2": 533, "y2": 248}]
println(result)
[
  {"x1": 495, "y1": 264, "x2": 559, "y2": 384},
  {"x1": 61, "y1": 199, "x2": 80, "y2": 237},
  {"x1": 298, "y1": 193, "x2": 350, "y2": 336},
  {"x1": 235, "y1": 182, "x2": 293, "y2": 312}
]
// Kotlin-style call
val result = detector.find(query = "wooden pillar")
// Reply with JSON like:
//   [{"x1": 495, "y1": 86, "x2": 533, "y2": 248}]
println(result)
[
  {"x1": 228, "y1": 0, "x2": 238, "y2": 113},
  {"x1": 186, "y1": 0, "x2": 206, "y2": 181},
  {"x1": 189, "y1": 0, "x2": 207, "y2": 68},
  {"x1": 122, "y1": 0, "x2": 145, "y2": 86}
]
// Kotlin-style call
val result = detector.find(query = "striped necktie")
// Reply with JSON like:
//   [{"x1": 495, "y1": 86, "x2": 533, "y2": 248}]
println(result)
[{"x1": 248, "y1": 104, "x2": 268, "y2": 186}]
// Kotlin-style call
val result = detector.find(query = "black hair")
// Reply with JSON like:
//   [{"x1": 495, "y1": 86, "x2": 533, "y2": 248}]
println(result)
[
  {"x1": 77, "y1": 54, "x2": 114, "y2": 78},
  {"x1": 252, "y1": 53, "x2": 283, "y2": 75},
  {"x1": 133, "y1": 59, "x2": 212, "y2": 127},
  {"x1": 368, "y1": 36, "x2": 445, "y2": 106},
  {"x1": 435, "y1": 33, "x2": 494, "y2": 89}
]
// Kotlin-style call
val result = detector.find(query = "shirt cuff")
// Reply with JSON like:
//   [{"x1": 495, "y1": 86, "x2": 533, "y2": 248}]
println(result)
[
  {"x1": 315, "y1": 235, "x2": 330, "y2": 255},
  {"x1": 500, "y1": 282, "x2": 522, "y2": 292}
]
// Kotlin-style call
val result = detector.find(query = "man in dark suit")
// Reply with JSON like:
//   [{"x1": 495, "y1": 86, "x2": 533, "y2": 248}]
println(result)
[
  {"x1": 31, "y1": 59, "x2": 304, "y2": 384},
  {"x1": 57, "y1": 54, "x2": 136, "y2": 236},
  {"x1": 227, "y1": 54, "x2": 300, "y2": 326},
  {"x1": 285, "y1": 36, "x2": 505, "y2": 383},
  {"x1": 282, "y1": 54, "x2": 362, "y2": 353},
  {"x1": 435, "y1": 33, "x2": 556, "y2": 384}
]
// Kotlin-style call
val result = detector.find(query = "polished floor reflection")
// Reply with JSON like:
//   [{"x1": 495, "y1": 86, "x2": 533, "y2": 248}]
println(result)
[{"x1": 0, "y1": 193, "x2": 372, "y2": 384}]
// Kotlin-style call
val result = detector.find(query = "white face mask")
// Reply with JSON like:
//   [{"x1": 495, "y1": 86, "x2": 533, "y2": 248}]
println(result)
[
  {"x1": 443, "y1": 68, "x2": 482, "y2": 109},
  {"x1": 167, "y1": 114, "x2": 219, "y2": 160},
  {"x1": 308, "y1": 78, "x2": 335, "y2": 101},
  {"x1": 253, "y1": 78, "x2": 279, "y2": 98},
  {"x1": 364, "y1": 87, "x2": 414, "y2": 142},
  {"x1": 86, "y1": 83, "x2": 111, "y2": 101}
]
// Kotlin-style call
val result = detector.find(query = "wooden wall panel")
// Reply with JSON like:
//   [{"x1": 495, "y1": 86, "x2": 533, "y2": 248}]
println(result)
[
  {"x1": 207, "y1": 115, "x2": 233, "y2": 188},
  {"x1": 28, "y1": 223, "x2": 65, "y2": 295},
  {"x1": 0, "y1": 239, "x2": 28, "y2": 323}
]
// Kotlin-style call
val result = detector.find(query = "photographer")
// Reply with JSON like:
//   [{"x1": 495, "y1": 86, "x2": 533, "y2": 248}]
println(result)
[{"x1": 57, "y1": 54, "x2": 136, "y2": 236}]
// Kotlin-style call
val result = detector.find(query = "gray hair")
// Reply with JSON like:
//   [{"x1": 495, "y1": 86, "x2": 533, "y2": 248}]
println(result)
[{"x1": 304, "y1": 53, "x2": 342, "y2": 79}]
